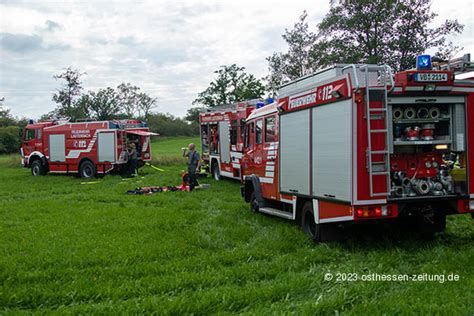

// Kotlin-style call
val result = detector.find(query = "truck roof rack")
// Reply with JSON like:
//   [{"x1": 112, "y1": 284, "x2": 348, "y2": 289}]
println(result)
[
  {"x1": 200, "y1": 98, "x2": 263, "y2": 113},
  {"x1": 278, "y1": 64, "x2": 392, "y2": 98},
  {"x1": 436, "y1": 53, "x2": 474, "y2": 74}
]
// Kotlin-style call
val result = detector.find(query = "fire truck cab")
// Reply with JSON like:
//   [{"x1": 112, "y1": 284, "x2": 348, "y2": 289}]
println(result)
[
  {"x1": 21, "y1": 119, "x2": 157, "y2": 178},
  {"x1": 241, "y1": 55, "x2": 474, "y2": 241}
]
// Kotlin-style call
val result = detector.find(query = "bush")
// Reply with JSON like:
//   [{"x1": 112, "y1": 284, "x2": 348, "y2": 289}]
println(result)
[{"x1": 0, "y1": 126, "x2": 21, "y2": 154}]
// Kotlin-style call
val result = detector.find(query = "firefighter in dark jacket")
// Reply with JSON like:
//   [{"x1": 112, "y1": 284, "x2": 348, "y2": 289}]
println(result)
[
  {"x1": 183, "y1": 143, "x2": 200, "y2": 191},
  {"x1": 128, "y1": 142, "x2": 138, "y2": 177}
]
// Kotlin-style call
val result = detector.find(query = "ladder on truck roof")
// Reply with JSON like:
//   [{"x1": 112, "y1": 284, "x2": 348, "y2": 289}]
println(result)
[{"x1": 363, "y1": 65, "x2": 393, "y2": 197}]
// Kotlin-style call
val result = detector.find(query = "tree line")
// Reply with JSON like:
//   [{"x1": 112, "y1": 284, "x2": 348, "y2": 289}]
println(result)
[
  {"x1": 0, "y1": 0, "x2": 464, "y2": 154},
  {"x1": 188, "y1": 0, "x2": 463, "y2": 117},
  {"x1": 0, "y1": 98, "x2": 29, "y2": 154},
  {"x1": 45, "y1": 68, "x2": 158, "y2": 122},
  {"x1": 0, "y1": 68, "x2": 197, "y2": 153},
  {"x1": 46, "y1": 67, "x2": 197, "y2": 134},
  {"x1": 44, "y1": 67, "x2": 197, "y2": 137}
]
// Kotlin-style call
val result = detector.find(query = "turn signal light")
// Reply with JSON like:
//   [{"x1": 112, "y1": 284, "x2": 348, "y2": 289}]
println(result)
[{"x1": 355, "y1": 205, "x2": 393, "y2": 219}]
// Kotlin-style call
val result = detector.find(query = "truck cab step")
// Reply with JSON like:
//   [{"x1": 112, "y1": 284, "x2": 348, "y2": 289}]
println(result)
[{"x1": 258, "y1": 207, "x2": 293, "y2": 219}]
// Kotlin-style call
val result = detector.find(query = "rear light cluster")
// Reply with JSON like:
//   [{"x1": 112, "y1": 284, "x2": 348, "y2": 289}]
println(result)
[
  {"x1": 355, "y1": 205, "x2": 394, "y2": 219},
  {"x1": 461, "y1": 200, "x2": 474, "y2": 212}
]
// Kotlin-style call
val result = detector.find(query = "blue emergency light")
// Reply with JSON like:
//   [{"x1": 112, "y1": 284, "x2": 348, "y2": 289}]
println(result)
[
  {"x1": 256, "y1": 102, "x2": 265, "y2": 109},
  {"x1": 416, "y1": 54, "x2": 432, "y2": 70}
]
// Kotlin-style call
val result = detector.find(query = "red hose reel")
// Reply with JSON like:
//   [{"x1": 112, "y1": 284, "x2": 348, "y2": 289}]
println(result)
[
  {"x1": 405, "y1": 126, "x2": 421, "y2": 140},
  {"x1": 420, "y1": 124, "x2": 435, "y2": 141},
  {"x1": 404, "y1": 124, "x2": 435, "y2": 141}
]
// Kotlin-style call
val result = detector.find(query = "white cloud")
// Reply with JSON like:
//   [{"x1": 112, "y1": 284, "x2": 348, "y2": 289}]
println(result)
[{"x1": 0, "y1": 0, "x2": 472, "y2": 119}]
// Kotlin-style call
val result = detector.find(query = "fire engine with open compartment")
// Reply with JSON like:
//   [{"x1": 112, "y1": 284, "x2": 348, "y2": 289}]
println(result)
[
  {"x1": 240, "y1": 54, "x2": 474, "y2": 241},
  {"x1": 199, "y1": 99, "x2": 269, "y2": 180},
  {"x1": 21, "y1": 119, "x2": 157, "y2": 178}
]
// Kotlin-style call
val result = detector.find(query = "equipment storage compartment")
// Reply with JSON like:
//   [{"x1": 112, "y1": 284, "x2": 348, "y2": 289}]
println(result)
[
  {"x1": 279, "y1": 109, "x2": 310, "y2": 196},
  {"x1": 388, "y1": 96, "x2": 468, "y2": 200}
]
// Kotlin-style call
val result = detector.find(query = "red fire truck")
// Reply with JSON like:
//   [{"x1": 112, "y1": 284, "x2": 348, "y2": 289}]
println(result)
[
  {"x1": 241, "y1": 54, "x2": 474, "y2": 241},
  {"x1": 20, "y1": 119, "x2": 157, "y2": 178},
  {"x1": 199, "y1": 99, "x2": 266, "y2": 180}
]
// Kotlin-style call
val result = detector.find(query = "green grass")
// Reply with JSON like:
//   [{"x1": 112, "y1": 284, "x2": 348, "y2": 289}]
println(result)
[
  {"x1": 150, "y1": 136, "x2": 200, "y2": 165},
  {"x1": 0, "y1": 136, "x2": 473, "y2": 314}
]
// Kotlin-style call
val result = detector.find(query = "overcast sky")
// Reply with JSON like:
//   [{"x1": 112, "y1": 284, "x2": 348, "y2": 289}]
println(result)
[{"x1": 0, "y1": 0, "x2": 473, "y2": 119}]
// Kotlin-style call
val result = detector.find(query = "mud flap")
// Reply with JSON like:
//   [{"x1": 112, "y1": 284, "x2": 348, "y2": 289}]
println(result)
[{"x1": 244, "y1": 175, "x2": 265, "y2": 205}]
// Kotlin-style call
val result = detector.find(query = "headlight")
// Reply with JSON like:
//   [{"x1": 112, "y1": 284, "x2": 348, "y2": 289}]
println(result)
[
  {"x1": 432, "y1": 161, "x2": 439, "y2": 168},
  {"x1": 425, "y1": 161, "x2": 432, "y2": 168}
]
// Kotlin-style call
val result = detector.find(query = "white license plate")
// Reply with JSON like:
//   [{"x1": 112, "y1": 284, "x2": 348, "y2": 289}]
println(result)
[{"x1": 414, "y1": 73, "x2": 448, "y2": 82}]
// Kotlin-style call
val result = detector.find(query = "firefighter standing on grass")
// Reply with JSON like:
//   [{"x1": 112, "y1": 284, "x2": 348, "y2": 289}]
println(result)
[
  {"x1": 183, "y1": 143, "x2": 200, "y2": 191},
  {"x1": 128, "y1": 142, "x2": 138, "y2": 177}
]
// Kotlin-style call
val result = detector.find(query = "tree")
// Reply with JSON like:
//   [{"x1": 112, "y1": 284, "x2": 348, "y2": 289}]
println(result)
[
  {"x1": 185, "y1": 106, "x2": 206, "y2": 125},
  {"x1": 52, "y1": 67, "x2": 86, "y2": 119},
  {"x1": 116, "y1": 83, "x2": 140, "y2": 118},
  {"x1": 193, "y1": 64, "x2": 265, "y2": 108},
  {"x1": 265, "y1": 11, "x2": 317, "y2": 93},
  {"x1": 87, "y1": 87, "x2": 119, "y2": 121},
  {"x1": 188, "y1": 64, "x2": 265, "y2": 124},
  {"x1": 313, "y1": 0, "x2": 463, "y2": 71},
  {"x1": 137, "y1": 92, "x2": 157, "y2": 120},
  {"x1": 0, "y1": 126, "x2": 20, "y2": 154},
  {"x1": 0, "y1": 98, "x2": 16, "y2": 127},
  {"x1": 72, "y1": 94, "x2": 93, "y2": 120},
  {"x1": 267, "y1": 0, "x2": 464, "y2": 87}
]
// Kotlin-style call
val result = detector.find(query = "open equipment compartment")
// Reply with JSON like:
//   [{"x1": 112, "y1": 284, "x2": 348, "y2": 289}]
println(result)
[{"x1": 387, "y1": 96, "x2": 468, "y2": 200}]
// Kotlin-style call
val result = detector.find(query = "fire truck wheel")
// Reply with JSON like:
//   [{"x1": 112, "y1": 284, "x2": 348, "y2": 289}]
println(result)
[
  {"x1": 301, "y1": 201, "x2": 321, "y2": 242},
  {"x1": 79, "y1": 160, "x2": 96, "y2": 179},
  {"x1": 212, "y1": 161, "x2": 221, "y2": 181},
  {"x1": 250, "y1": 192, "x2": 259, "y2": 213},
  {"x1": 31, "y1": 160, "x2": 45, "y2": 176}
]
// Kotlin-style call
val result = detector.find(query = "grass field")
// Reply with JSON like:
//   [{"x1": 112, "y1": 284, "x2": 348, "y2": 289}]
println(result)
[{"x1": 0, "y1": 136, "x2": 473, "y2": 314}]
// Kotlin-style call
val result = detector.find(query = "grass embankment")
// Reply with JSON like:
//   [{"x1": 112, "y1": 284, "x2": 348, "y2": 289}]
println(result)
[{"x1": 0, "y1": 136, "x2": 473, "y2": 314}]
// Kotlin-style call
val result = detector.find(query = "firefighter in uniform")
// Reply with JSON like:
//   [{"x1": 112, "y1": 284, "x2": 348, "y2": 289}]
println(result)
[
  {"x1": 183, "y1": 143, "x2": 200, "y2": 191},
  {"x1": 128, "y1": 142, "x2": 138, "y2": 177}
]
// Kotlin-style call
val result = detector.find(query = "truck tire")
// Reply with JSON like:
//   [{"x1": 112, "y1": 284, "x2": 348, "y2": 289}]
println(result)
[
  {"x1": 249, "y1": 191, "x2": 259, "y2": 213},
  {"x1": 301, "y1": 201, "x2": 321, "y2": 242},
  {"x1": 212, "y1": 160, "x2": 221, "y2": 181},
  {"x1": 79, "y1": 160, "x2": 96, "y2": 179},
  {"x1": 31, "y1": 160, "x2": 45, "y2": 176}
]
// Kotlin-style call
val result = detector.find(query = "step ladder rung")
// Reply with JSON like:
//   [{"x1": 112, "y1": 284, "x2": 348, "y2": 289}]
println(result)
[
  {"x1": 371, "y1": 192, "x2": 389, "y2": 197},
  {"x1": 370, "y1": 129, "x2": 388, "y2": 133},
  {"x1": 369, "y1": 108, "x2": 387, "y2": 112},
  {"x1": 371, "y1": 171, "x2": 390, "y2": 175},
  {"x1": 370, "y1": 150, "x2": 389, "y2": 154}
]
